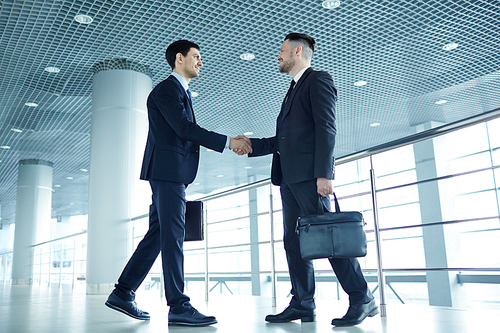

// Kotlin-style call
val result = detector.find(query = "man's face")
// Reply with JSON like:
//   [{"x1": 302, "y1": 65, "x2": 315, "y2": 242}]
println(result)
[
  {"x1": 277, "y1": 40, "x2": 295, "y2": 73},
  {"x1": 181, "y1": 47, "x2": 203, "y2": 78}
]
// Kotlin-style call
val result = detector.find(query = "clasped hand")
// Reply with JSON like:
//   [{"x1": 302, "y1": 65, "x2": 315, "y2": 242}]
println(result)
[
  {"x1": 229, "y1": 135, "x2": 252, "y2": 155},
  {"x1": 317, "y1": 177, "x2": 334, "y2": 197}
]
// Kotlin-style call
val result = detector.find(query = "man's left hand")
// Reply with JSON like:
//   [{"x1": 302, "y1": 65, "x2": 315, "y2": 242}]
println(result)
[
  {"x1": 317, "y1": 178, "x2": 333, "y2": 197},
  {"x1": 230, "y1": 135, "x2": 252, "y2": 155}
]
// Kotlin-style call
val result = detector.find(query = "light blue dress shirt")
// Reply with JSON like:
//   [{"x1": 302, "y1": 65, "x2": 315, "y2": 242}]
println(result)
[{"x1": 171, "y1": 72, "x2": 230, "y2": 149}]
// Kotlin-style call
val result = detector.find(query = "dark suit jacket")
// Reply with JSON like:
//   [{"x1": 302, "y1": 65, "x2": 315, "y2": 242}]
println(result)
[
  {"x1": 249, "y1": 67, "x2": 337, "y2": 185},
  {"x1": 140, "y1": 75, "x2": 226, "y2": 184}
]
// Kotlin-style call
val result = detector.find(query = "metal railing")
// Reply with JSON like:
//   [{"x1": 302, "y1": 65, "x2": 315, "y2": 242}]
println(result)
[
  {"x1": 28, "y1": 231, "x2": 87, "y2": 287},
  {"x1": 10, "y1": 106, "x2": 500, "y2": 313},
  {"x1": 175, "y1": 106, "x2": 500, "y2": 315}
]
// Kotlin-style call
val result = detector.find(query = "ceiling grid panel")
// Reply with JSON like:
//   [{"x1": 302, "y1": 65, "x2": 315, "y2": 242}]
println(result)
[{"x1": 0, "y1": 0, "x2": 499, "y2": 222}]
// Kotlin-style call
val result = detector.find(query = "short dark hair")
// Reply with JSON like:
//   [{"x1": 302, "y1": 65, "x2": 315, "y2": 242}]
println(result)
[
  {"x1": 165, "y1": 40, "x2": 200, "y2": 70},
  {"x1": 285, "y1": 33, "x2": 316, "y2": 60}
]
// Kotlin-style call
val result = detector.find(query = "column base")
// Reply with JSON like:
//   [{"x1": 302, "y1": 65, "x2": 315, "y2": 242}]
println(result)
[
  {"x1": 12, "y1": 279, "x2": 32, "y2": 285},
  {"x1": 87, "y1": 283, "x2": 115, "y2": 295}
]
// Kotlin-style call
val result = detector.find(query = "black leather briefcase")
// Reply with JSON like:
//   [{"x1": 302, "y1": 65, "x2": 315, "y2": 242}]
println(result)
[
  {"x1": 296, "y1": 194, "x2": 367, "y2": 260},
  {"x1": 185, "y1": 201, "x2": 204, "y2": 241}
]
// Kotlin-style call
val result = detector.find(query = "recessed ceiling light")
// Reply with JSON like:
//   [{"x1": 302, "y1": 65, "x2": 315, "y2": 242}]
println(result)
[
  {"x1": 80, "y1": 168, "x2": 88, "y2": 172},
  {"x1": 1, "y1": 145, "x2": 11, "y2": 149},
  {"x1": 74, "y1": 14, "x2": 93, "y2": 24},
  {"x1": 54, "y1": 185, "x2": 61, "y2": 188},
  {"x1": 191, "y1": 91, "x2": 199, "y2": 98},
  {"x1": 245, "y1": 166, "x2": 252, "y2": 169},
  {"x1": 435, "y1": 100, "x2": 447, "y2": 105},
  {"x1": 11, "y1": 128, "x2": 22, "y2": 133},
  {"x1": 217, "y1": 174, "x2": 224, "y2": 178},
  {"x1": 45, "y1": 66, "x2": 60, "y2": 73},
  {"x1": 442, "y1": 43, "x2": 458, "y2": 51},
  {"x1": 243, "y1": 132, "x2": 253, "y2": 136},
  {"x1": 322, "y1": 1, "x2": 341, "y2": 9},
  {"x1": 193, "y1": 182, "x2": 200, "y2": 185},
  {"x1": 370, "y1": 123, "x2": 381, "y2": 127},
  {"x1": 206, "y1": 149, "x2": 214, "y2": 152},
  {"x1": 354, "y1": 81, "x2": 367, "y2": 87},
  {"x1": 240, "y1": 53, "x2": 255, "y2": 61},
  {"x1": 66, "y1": 177, "x2": 74, "y2": 180},
  {"x1": 25, "y1": 102, "x2": 38, "y2": 107}
]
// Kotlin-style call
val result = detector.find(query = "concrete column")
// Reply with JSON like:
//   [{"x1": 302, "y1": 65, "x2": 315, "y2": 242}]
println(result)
[
  {"x1": 11, "y1": 159, "x2": 53, "y2": 284},
  {"x1": 413, "y1": 121, "x2": 466, "y2": 307},
  {"x1": 86, "y1": 59, "x2": 151, "y2": 295}
]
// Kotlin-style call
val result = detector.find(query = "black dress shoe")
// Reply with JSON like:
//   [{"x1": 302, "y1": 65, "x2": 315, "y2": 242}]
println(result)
[
  {"x1": 105, "y1": 292, "x2": 150, "y2": 320},
  {"x1": 331, "y1": 299, "x2": 379, "y2": 326},
  {"x1": 168, "y1": 306, "x2": 217, "y2": 326},
  {"x1": 265, "y1": 305, "x2": 315, "y2": 323}
]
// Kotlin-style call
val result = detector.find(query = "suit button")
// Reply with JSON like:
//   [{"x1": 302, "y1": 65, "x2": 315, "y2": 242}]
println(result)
[{"x1": 281, "y1": 136, "x2": 286, "y2": 139}]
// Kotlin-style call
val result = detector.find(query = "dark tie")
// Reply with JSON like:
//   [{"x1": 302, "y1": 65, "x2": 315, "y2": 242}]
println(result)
[
  {"x1": 277, "y1": 80, "x2": 296, "y2": 129},
  {"x1": 284, "y1": 79, "x2": 296, "y2": 103}
]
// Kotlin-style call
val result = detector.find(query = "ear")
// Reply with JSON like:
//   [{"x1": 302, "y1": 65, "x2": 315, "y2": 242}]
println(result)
[
  {"x1": 176, "y1": 52, "x2": 184, "y2": 65},
  {"x1": 295, "y1": 45, "x2": 302, "y2": 56}
]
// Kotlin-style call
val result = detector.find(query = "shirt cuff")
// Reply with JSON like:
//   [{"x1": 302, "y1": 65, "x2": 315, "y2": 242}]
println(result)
[{"x1": 225, "y1": 136, "x2": 230, "y2": 149}]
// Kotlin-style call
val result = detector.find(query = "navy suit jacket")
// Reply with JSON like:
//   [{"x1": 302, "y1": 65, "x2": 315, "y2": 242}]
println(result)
[
  {"x1": 249, "y1": 67, "x2": 337, "y2": 185},
  {"x1": 140, "y1": 75, "x2": 226, "y2": 184}
]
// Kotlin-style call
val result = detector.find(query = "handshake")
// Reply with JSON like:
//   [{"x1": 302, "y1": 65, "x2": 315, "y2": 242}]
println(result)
[{"x1": 229, "y1": 135, "x2": 252, "y2": 155}]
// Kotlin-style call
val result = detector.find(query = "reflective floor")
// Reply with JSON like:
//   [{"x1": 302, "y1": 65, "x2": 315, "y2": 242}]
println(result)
[{"x1": 0, "y1": 283, "x2": 496, "y2": 333}]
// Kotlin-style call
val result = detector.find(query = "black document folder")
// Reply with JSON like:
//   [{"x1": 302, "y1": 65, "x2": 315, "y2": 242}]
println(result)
[{"x1": 185, "y1": 201, "x2": 204, "y2": 241}]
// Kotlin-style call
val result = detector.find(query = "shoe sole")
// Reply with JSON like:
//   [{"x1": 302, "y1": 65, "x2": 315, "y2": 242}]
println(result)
[
  {"x1": 266, "y1": 316, "x2": 315, "y2": 323},
  {"x1": 168, "y1": 319, "x2": 218, "y2": 326},
  {"x1": 368, "y1": 307, "x2": 380, "y2": 317},
  {"x1": 105, "y1": 301, "x2": 150, "y2": 320}
]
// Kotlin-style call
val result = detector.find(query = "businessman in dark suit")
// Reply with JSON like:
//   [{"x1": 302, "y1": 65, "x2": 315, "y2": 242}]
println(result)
[
  {"x1": 248, "y1": 33, "x2": 378, "y2": 327},
  {"x1": 105, "y1": 40, "x2": 251, "y2": 326}
]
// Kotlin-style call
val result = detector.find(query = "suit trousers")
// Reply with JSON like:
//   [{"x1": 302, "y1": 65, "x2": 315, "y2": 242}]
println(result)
[
  {"x1": 280, "y1": 179, "x2": 373, "y2": 310},
  {"x1": 115, "y1": 179, "x2": 190, "y2": 307}
]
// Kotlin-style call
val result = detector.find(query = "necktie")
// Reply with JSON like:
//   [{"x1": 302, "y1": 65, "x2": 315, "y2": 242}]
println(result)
[
  {"x1": 284, "y1": 80, "x2": 296, "y2": 102},
  {"x1": 186, "y1": 88, "x2": 192, "y2": 102},
  {"x1": 278, "y1": 80, "x2": 296, "y2": 129}
]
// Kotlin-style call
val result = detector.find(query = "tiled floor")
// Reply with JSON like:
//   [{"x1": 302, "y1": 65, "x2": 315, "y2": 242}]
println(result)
[{"x1": 0, "y1": 283, "x2": 496, "y2": 332}]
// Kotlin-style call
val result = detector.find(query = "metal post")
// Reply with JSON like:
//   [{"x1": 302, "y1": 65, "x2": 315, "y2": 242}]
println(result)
[
  {"x1": 72, "y1": 240, "x2": 76, "y2": 289},
  {"x1": 204, "y1": 202, "x2": 209, "y2": 302},
  {"x1": 269, "y1": 184, "x2": 277, "y2": 307},
  {"x1": 47, "y1": 245, "x2": 50, "y2": 286},
  {"x1": 59, "y1": 244, "x2": 63, "y2": 287},
  {"x1": 369, "y1": 156, "x2": 387, "y2": 317},
  {"x1": 160, "y1": 272, "x2": 164, "y2": 299}
]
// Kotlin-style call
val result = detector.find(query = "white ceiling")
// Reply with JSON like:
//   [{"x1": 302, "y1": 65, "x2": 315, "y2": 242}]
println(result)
[{"x1": 1, "y1": 0, "x2": 500, "y2": 224}]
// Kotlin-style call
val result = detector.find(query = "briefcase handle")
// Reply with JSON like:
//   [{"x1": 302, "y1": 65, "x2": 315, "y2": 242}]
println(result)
[{"x1": 318, "y1": 192, "x2": 341, "y2": 215}]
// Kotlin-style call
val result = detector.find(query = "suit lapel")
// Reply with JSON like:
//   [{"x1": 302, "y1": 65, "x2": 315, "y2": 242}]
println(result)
[
  {"x1": 278, "y1": 67, "x2": 313, "y2": 127},
  {"x1": 170, "y1": 75, "x2": 196, "y2": 123},
  {"x1": 185, "y1": 94, "x2": 195, "y2": 122}
]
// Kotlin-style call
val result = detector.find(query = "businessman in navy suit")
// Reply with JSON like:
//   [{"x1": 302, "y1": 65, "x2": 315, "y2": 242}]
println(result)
[
  {"x1": 248, "y1": 33, "x2": 378, "y2": 327},
  {"x1": 105, "y1": 40, "x2": 251, "y2": 326}
]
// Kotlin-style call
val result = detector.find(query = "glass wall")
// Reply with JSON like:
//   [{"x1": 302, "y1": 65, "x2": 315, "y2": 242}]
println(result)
[
  {"x1": 0, "y1": 252, "x2": 12, "y2": 282},
  {"x1": 11, "y1": 115, "x2": 500, "y2": 311},
  {"x1": 31, "y1": 233, "x2": 87, "y2": 288}
]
